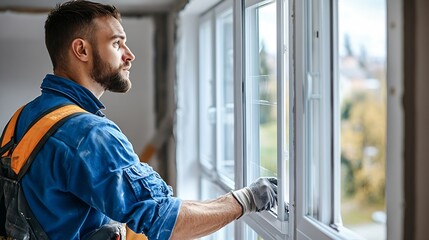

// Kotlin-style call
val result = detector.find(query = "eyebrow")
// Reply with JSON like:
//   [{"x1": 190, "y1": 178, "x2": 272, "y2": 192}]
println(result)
[{"x1": 111, "y1": 34, "x2": 126, "y2": 41}]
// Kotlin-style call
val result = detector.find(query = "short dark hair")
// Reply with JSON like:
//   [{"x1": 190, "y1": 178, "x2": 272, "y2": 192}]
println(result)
[{"x1": 45, "y1": 0, "x2": 121, "y2": 70}]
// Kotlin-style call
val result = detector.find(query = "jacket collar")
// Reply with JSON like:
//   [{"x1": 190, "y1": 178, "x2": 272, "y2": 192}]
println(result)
[{"x1": 41, "y1": 74, "x2": 106, "y2": 117}]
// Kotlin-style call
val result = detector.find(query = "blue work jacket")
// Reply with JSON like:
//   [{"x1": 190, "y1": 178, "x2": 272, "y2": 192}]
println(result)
[{"x1": 15, "y1": 74, "x2": 181, "y2": 240}]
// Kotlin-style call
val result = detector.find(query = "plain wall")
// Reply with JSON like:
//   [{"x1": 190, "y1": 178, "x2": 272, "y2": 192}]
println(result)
[{"x1": 0, "y1": 11, "x2": 155, "y2": 154}]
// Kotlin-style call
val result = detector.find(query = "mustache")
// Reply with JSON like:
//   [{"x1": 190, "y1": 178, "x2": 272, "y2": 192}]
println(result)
[{"x1": 121, "y1": 61, "x2": 132, "y2": 70}]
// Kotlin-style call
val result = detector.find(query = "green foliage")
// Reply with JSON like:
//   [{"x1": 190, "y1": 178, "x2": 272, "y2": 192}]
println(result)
[
  {"x1": 340, "y1": 87, "x2": 386, "y2": 205},
  {"x1": 260, "y1": 121, "x2": 277, "y2": 175},
  {"x1": 341, "y1": 99, "x2": 353, "y2": 120},
  {"x1": 341, "y1": 155, "x2": 355, "y2": 196}
]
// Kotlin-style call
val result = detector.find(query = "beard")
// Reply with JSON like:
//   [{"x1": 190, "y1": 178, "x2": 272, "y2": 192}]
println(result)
[{"x1": 91, "y1": 48, "x2": 132, "y2": 93}]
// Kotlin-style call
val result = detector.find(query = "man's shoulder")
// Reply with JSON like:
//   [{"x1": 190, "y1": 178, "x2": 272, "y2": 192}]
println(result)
[{"x1": 51, "y1": 112, "x2": 121, "y2": 149}]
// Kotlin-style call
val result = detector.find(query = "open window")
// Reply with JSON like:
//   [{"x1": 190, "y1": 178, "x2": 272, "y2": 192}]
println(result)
[
  {"x1": 295, "y1": 0, "x2": 387, "y2": 239},
  {"x1": 242, "y1": 0, "x2": 289, "y2": 238},
  {"x1": 195, "y1": 0, "x2": 387, "y2": 239},
  {"x1": 198, "y1": 0, "x2": 290, "y2": 238}
]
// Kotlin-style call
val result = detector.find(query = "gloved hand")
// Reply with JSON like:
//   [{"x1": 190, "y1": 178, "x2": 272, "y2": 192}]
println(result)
[{"x1": 231, "y1": 177, "x2": 278, "y2": 218}]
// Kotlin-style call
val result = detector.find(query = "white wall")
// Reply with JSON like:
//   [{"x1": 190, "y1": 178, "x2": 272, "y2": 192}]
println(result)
[
  {"x1": 0, "y1": 11, "x2": 155, "y2": 154},
  {"x1": 102, "y1": 17, "x2": 155, "y2": 155},
  {"x1": 0, "y1": 12, "x2": 51, "y2": 126}
]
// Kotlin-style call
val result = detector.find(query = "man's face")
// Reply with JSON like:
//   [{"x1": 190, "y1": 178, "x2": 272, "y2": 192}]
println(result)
[{"x1": 90, "y1": 17, "x2": 135, "y2": 93}]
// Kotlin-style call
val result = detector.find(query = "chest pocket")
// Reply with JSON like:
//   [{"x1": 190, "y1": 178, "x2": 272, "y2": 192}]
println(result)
[{"x1": 124, "y1": 164, "x2": 173, "y2": 202}]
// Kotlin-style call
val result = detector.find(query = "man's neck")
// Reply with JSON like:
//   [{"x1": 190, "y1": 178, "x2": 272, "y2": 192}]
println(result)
[{"x1": 53, "y1": 69, "x2": 104, "y2": 99}]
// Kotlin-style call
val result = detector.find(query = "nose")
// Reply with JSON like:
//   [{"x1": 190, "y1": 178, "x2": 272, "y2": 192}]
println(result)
[{"x1": 123, "y1": 45, "x2": 135, "y2": 62}]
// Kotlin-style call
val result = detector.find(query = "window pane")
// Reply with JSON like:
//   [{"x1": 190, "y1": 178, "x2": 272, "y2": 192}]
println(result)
[
  {"x1": 200, "y1": 178, "x2": 235, "y2": 240},
  {"x1": 245, "y1": 1, "x2": 277, "y2": 182},
  {"x1": 338, "y1": 0, "x2": 386, "y2": 239},
  {"x1": 245, "y1": 224, "x2": 265, "y2": 240},
  {"x1": 217, "y1": 9, "x2": 235, "y2": 181},
  {"x1": 199, "y1": 19, "x2": 215, "y2": 169}
]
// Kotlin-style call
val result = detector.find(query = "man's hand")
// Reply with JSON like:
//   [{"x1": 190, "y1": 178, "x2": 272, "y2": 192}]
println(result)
[{"x1": 231, "y1": 177, "x2": 278, "y2": 218}]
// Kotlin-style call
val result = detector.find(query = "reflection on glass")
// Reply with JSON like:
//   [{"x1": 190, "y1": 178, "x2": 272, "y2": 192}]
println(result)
[
  {"x1": 199, "y1": 20, "x2": 215, "y2": 169},
  {"x1": 217, "y1": 10, "x2": 235, "y2": 181},
  {"x1": 245, "y1": 1, "x2": 277, "y2": 182},
  {"x1": 338, "y1": 0, "x2": 386, "y2": 239}
]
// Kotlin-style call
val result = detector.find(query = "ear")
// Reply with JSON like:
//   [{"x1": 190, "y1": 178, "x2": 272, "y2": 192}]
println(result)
[{"x1": 71, "y1": 38, "x2": 90, "y2": 62}]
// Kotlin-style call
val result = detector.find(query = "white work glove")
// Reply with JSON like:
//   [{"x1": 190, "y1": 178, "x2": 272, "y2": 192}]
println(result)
[{"x1": 231, "y1": 177, "x2": 278, "y2": 218}]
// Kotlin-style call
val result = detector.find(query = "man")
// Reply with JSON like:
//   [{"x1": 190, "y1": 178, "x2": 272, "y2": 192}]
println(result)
[{"x1": 0, "y1": 0, "x2": 278, "y2": 239}]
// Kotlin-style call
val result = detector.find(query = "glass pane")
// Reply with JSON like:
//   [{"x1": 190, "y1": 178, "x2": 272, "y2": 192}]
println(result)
[
  {"x1": 200, "y1": 178, "x2": 235, "y2": 240},
  {"x1": 245, "y1": 224, "x2": 265, "y2": 240},
  {"x1": 199, "y1": 19, "x2": 215, "y2": 169},
  {"x1": 338, "y1": 0, "x2": 386, "y2": 239},
  {"x1": 245, "y1": 1, "x2": 277, "y2": 182},
  {"x1": 217, "y1": 9, "x2": 235, "y2": 181}
]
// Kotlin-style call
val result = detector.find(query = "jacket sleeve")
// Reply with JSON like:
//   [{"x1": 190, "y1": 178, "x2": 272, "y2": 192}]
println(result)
[{"x1": 67, "y1": 120, "x2": 181, "y2": 240}]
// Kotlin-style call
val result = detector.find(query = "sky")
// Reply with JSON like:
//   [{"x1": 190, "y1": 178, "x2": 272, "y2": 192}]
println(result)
[
  {"x1": 338, "y1": 0, "x2": 386, "y2": 58},
  {"x1": 256, "y1": 0, "x2": 386, "y2": 58}
]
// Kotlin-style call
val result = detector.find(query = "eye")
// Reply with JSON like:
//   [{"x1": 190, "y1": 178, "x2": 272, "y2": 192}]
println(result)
[{"x1": 113, "y1": 41, "x2": 120, "y2": 49}]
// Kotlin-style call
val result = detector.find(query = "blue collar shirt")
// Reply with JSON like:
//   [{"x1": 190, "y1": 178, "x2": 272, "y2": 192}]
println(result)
[{"x1": 15, "y1": 74, "x2": 181, "y2": 239}]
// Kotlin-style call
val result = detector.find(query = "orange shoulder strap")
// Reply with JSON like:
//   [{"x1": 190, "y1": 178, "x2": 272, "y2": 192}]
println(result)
[{"x1": 1, "y1": 104, "x2": 87, "y2": 179}]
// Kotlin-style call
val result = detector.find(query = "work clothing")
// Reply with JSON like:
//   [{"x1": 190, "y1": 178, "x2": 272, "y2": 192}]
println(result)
[
  {"x1": 14, "y1": 74, "x2": 181, "y2": 240},
  {"x1": 1, "y1": 104, "x2": 87, "y2": 240},
  {"x1": 232, "y1": 177, "x2": 278, "y2": 218}
]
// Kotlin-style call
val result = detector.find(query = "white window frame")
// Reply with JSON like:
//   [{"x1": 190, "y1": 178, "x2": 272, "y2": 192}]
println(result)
[
  {"x1": 240, "y1": 0, "x2": 289, "y2": 238},
  {"x1": 386, "y1": 0, "x2": 404, "y2": 239},
  {"x1": 198, "y1": 0, "x2": 291, "y2": 238},
  {"x1": 215, "y1": 1, "x2": 236, "y2": 187},
  {"x1": 294, "y1": 0, "x2": 394, "y2": 239},
  {"x1": 295, "y1": 0, "x2": 342, "y2": 238},
  {"x1": 194, "y1": 0, "x2": 401, "y2": 239},
  {"x1": 198, "y1": 0, "x2": 235, "y2": 193}
]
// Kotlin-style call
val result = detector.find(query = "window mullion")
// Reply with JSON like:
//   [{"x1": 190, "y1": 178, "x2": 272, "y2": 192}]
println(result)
[
  {"x1": 245, "y1": 5, "x2": 260, "y2": 184},
  {"x1": 331, "y1": 0, "x2": 342, "y2": 227},
  {"x1": 234, "y1": 0, "x2": 245, "y2": 192},
  {"x1": 277, "y1": 0, "x2": 288, "y2": 222},
  {"x1": 321, "y1": 0, "x2": 333, "y2": 225},
  {"x1": 233, "y1": 0, "x2": 246, "y2": 238}
]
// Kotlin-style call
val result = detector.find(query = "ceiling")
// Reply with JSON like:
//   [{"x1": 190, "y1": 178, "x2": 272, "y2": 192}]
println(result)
[{"x1": 0, "y1": 0, "x2": 182, "y2": 14}]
